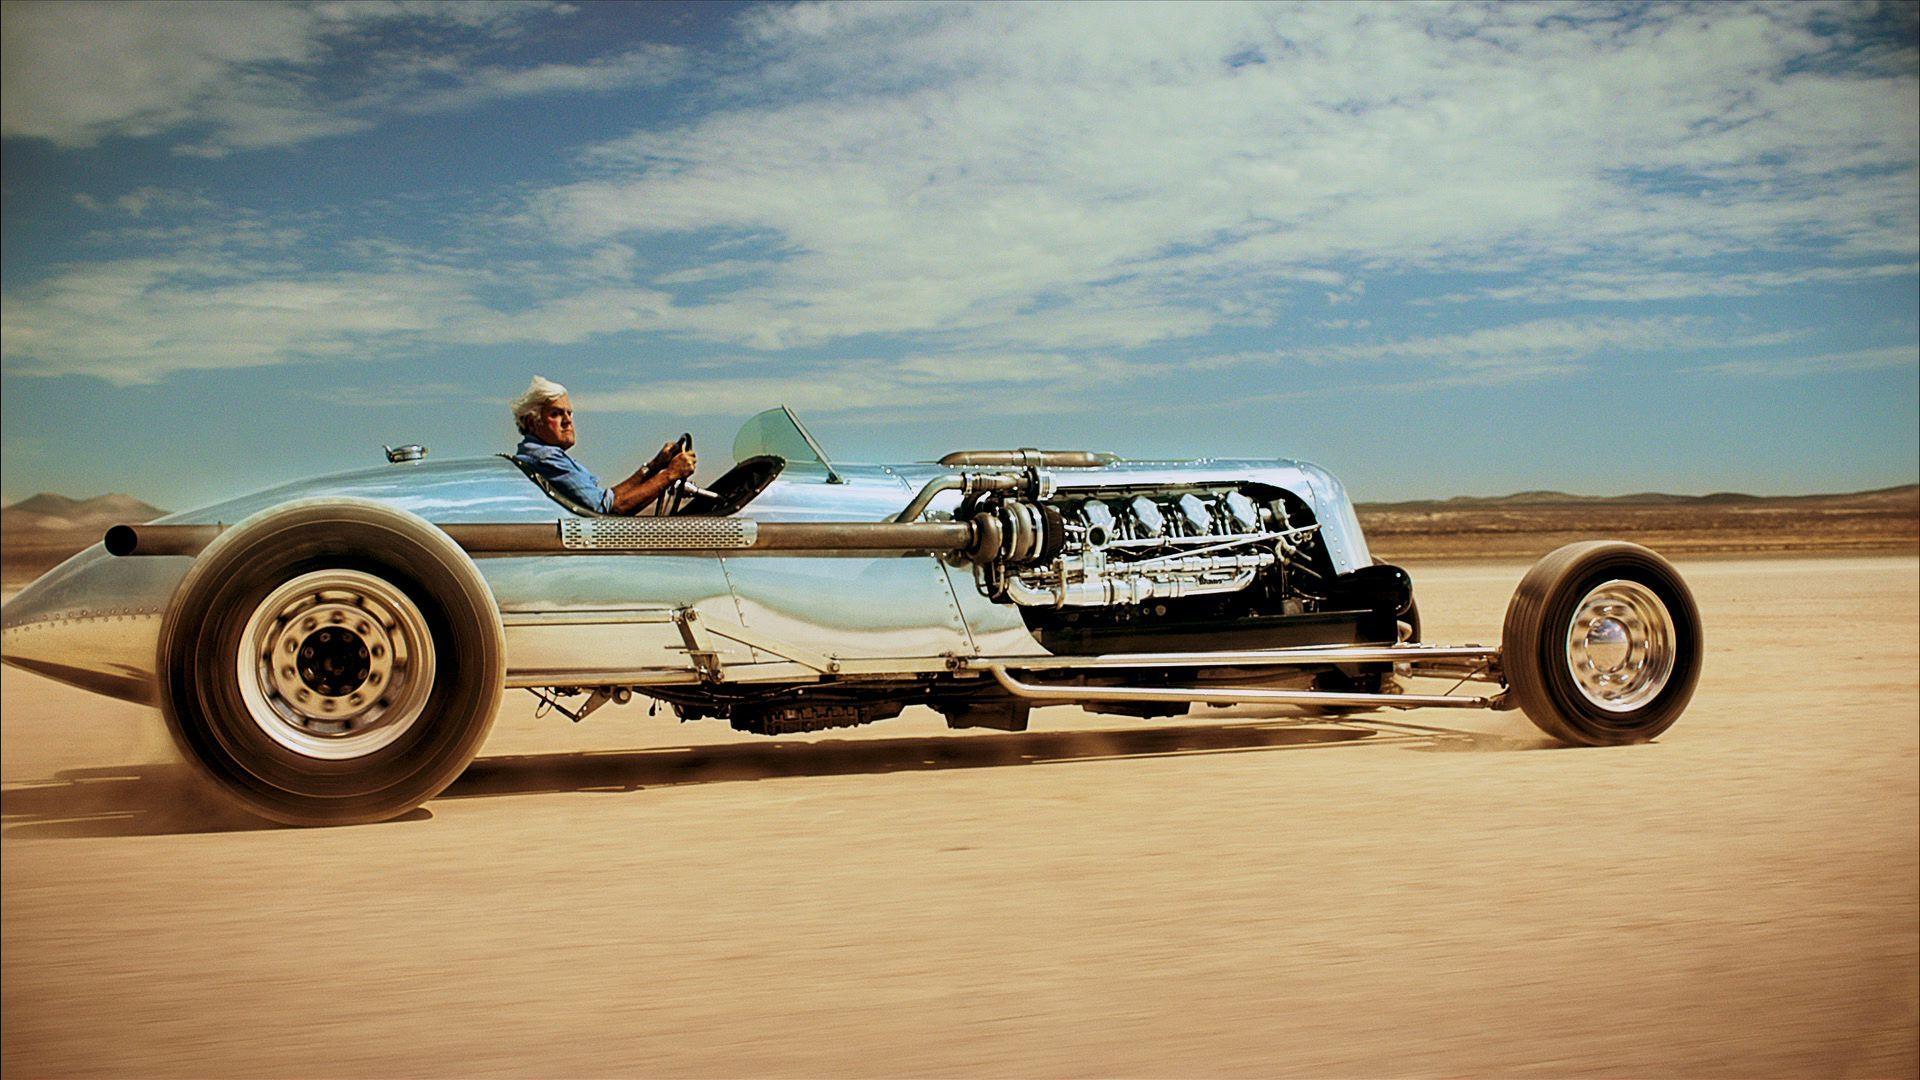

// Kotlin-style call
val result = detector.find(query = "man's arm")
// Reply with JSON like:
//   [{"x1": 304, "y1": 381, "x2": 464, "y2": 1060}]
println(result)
[{"x1": 609, "y1": 446, "x2": 697, "y2": 514}]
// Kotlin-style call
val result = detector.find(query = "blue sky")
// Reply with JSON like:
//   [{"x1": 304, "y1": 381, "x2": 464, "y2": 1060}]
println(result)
[{"x1": 3, "y1": 0, "x2": 1916, "y2": 509}]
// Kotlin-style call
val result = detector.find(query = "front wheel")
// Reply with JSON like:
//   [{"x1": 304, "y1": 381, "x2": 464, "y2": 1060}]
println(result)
[
  {"x1": 1502, "y1": 541, "x2": 1701, "y2": 745},
  {"x1": 158, "y1": 499, "x2": 505, "y2": 825}
]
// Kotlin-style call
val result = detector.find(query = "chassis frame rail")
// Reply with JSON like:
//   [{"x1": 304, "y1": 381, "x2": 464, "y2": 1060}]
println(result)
[
  {"x1": 509, "y1": 606, "x2": 1509, "y2": 711},
  {"x1": 987, "y1": 665, "x2": 1505, "y2": 711}
]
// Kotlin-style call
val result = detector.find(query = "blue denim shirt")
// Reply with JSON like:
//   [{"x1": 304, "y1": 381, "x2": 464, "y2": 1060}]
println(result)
[{"x1": 514, "y1": 436, "x2": 614, "y2": 513}]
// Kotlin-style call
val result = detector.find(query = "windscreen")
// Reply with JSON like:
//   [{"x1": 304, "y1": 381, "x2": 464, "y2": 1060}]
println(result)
[{"x1": 731, "y1": 406, "x2": 839, "y2": 481}]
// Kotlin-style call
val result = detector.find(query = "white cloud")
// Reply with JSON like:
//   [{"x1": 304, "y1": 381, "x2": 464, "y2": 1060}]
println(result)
[
  {"x1": 577, "y1": 313, "x2": 1783, "y2": 421},
  {"x1": 1307, "y1": 316, "x2": 1750, "y2": 371},
  {"x1": 0, "y1": 0, "x2": 670, "y2": 153},
  {"x1": 0, "y1": 256, "x2": 489, "y2": 384},
  {"x1": 535, "y1": 2, "x2": 1919, "y2": 353},
  {"x1": 399, "y1": 48, "x2": 682, "y2": 114},
  {"x1": 0, "y1": 242, "x2": 730, "y2": 381},
  {"x1": 1692, "y1": 345, "x2": 1920, "y2": 379},
  {"x1": 309, "y1": 1, "x2": 570, "y2": 34},
  {"x1": 1425, "y1": 262, "x2": 1920, "y2": 305},
  {"x1": 4, "y1": 1, "x2": 1912, "y2": 394},
  {"x1": 584, "y1": 350, "x2": 1156, "y2": 419},
  {"x1": 72, "y1": 187, "x2": 217, "y2": 217},
  {"x1": 1190, "y1": 315, "x2": 1801, "y2": 385},
  {"x1": 2, "y1": 1, "x2": 321, "y2": 147}
]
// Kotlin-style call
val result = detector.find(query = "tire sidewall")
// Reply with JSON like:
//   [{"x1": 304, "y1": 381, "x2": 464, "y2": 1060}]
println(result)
[
  {"x1": 160, "y1": 501, "x2": 503, "y2": 825},
  {"x1": 1521, "y1": 544, "x2": 1702, "y2": 743}
]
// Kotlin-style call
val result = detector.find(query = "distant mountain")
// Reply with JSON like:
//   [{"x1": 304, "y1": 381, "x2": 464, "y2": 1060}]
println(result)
[
  {"x1": 1354, "y1": 483, "x2": 1916, "y2": 559},
  {"x1": 1357, "y1": 484, "x2": 1918, "y2": 512},
  {"x1": 3, "y1": 493, "x2": 168, "y2": 534},
  {"x1": 2, "y1": 494, "x2": 172, "y2": 584},
  {"x1": 6, "y1": 493, "x2": 90, "y2": 516}
]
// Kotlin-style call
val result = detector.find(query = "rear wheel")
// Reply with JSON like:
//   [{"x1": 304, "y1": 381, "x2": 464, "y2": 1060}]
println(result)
[
  {"x1": 1502, "y1": 541, "x2": 1701, "y2": 745},
  {"x1": 159, "y1": 500, "x2": 504, "y2": 825}
]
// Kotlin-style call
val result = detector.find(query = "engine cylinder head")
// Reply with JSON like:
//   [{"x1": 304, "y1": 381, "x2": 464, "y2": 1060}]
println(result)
[
  {"x1": 1129, "y1": 496, "x2": 1165, "y2": 538},
  {"x1": 1223, "y1": 492, "x2": 1260, "y2": 532},
  {"x1": 1177, "y1": 493, "x2": 1212, "y2": 535}
]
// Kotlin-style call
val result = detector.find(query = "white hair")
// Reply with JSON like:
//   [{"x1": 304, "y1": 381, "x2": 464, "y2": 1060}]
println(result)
[{"x1": 512, "y1": 375, "x2": 568, "y2": 434}]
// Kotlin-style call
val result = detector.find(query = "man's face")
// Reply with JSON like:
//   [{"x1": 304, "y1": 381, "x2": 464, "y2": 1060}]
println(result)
[{"x1": 528, "y1": 394, "x2": 576, "y2": 449}]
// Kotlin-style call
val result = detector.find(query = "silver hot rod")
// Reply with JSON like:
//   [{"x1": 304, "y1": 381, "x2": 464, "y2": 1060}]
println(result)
[{"x1": 0, "y1": 407, "x2": 1702, "y2": 825}]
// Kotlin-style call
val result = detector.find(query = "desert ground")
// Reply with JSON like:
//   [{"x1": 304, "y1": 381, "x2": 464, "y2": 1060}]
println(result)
[{"x1": 3, "y1": 552, "x2": 1915, "y2": 1078}]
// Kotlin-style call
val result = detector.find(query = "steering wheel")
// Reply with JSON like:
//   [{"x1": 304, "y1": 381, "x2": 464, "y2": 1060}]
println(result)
[{"x1": 654, "y1": 432, "x2": 694, "y2": 517}]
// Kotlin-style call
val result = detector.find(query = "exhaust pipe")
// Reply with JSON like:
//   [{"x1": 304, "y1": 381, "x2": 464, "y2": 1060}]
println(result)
[
  {"x1": 937, "y1": 449, "x2": 1117, "y2": 468},
  {"x1": 987, "y1": 666, "x2": 1503, "y2": 711},
  {"x1": 103, "y1": 524, "x2": 223, "y2": 557},
  {"x1": 106, "y1": 517, "x2": 986, "y2": 560}
]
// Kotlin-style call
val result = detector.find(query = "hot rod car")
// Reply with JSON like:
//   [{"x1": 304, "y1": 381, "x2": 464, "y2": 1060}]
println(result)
[{"x1": 0, "y1": 407, "x2": 1702, "y2": 825}]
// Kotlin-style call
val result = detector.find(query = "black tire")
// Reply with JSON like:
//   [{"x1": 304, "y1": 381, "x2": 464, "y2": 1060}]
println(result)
[
  {"x1": 158, "y1": 499, "x2": 505, "y2": 825},
  {"x1": 1503, "y1": 541, "x2": 1701, "y2": 746}
]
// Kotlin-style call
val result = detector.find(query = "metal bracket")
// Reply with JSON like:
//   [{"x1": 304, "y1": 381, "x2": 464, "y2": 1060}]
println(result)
[
  {"x1": 700, "y1": 622, "x2": 841, "y2": 675},
  {"x1": 673, "y1": 608, "x2": 725, "y2": 683},
  {"x1": 527, "y1": 685, "x2": 633, "y2": 722}
]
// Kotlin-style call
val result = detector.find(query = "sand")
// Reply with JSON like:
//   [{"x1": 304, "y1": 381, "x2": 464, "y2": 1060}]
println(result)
[{"x1": 3, "y1": 555, "x2": 1916, "y2": 1078}]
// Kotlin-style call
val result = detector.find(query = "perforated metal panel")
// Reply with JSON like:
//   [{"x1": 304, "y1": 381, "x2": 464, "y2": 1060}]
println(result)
[{"x1": 560, "y1": 517, "x2": 759, "y2": 551}]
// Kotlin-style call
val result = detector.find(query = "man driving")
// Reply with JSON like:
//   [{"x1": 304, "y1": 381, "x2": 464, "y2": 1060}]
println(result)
[{"x1": 511, "y1": 376, "x2": 697, "y2": 515}]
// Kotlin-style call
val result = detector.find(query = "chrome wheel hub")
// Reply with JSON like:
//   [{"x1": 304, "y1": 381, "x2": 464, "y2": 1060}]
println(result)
[
  {"x1": 238, "y1": 570, "x2": 435, "y2": 759},
  {"x1": 1565, "y1": 579, "x2": 1675, "y2": 712}
]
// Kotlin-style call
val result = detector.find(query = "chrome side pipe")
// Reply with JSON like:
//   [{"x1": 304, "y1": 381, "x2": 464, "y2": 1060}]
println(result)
[
  {"x1": 106, "y1": 519, "x2": 981, "y2": 559},
  {"x1": 988, "y1": 666, "x2": 1505, "y2": 710},
  {"x1": 937, "y1": 449, "x2": 1118, "y2": 468},
  {"x1": 892, "y1": 473, "x2": 1023, "y2": 523},
  {"x1": 103, "y1": 524, "x2": 224, "y2": 557},
  {"x1": 447, "y1": 519, "x2": 978, "y2": 555},
  {"x1": 962, "y1": 644, "x2": 1501, "y2": 670}
]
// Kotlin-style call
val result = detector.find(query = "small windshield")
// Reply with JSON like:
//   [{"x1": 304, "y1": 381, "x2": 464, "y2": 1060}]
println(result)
[{"x1": 732, "y1": 406, "x2": 841, "y2": 481}]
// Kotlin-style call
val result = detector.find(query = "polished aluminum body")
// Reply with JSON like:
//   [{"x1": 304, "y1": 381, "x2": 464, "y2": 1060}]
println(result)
[{"x1": 1, "y1": 411, "x2": 1376, "y2": 706}]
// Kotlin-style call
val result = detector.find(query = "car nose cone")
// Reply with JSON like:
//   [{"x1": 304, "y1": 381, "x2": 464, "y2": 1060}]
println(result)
[{"x1": 2, "y1": 543, "x2": 176, "y2": 704}]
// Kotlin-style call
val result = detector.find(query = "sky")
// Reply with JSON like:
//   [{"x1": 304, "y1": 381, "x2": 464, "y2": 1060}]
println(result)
[{"x1": 2, "y1": 0, "x2": 1916, "y2": 510}]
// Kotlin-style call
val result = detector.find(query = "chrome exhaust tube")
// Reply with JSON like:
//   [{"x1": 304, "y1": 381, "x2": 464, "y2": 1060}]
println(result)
[
  {"x1": 447, "y1": 519, "x2": 982, "y2": 556},
  {"x1": 937, "y1": 449, "x2": 1118, "y2": 468},
  {"x1": 892, "y1": 472, "x2": 1023, "y2": 523},
  {"x1": 988, "y1": 666, "x2": 1503, "y2": 710},
  {"x1": 106, "y1": 518, "x2": 981, "y2": 559},
  {"x1": 965, "y1": 644, "x2": 1502, "y2": 669},
  {"x1": 102, "y1": 523, "x2": 224, "y2": 557}
]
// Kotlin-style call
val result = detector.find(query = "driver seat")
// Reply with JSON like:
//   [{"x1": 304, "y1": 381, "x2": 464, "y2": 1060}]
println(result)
[{"x1": 499, "y1": 454, "x2": 606, "y2": 517}]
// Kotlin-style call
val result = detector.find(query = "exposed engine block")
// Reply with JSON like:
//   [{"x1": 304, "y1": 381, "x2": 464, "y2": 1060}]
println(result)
[{"x1": 977, "y1": 485, "x2": 1318, "y2": 609}]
